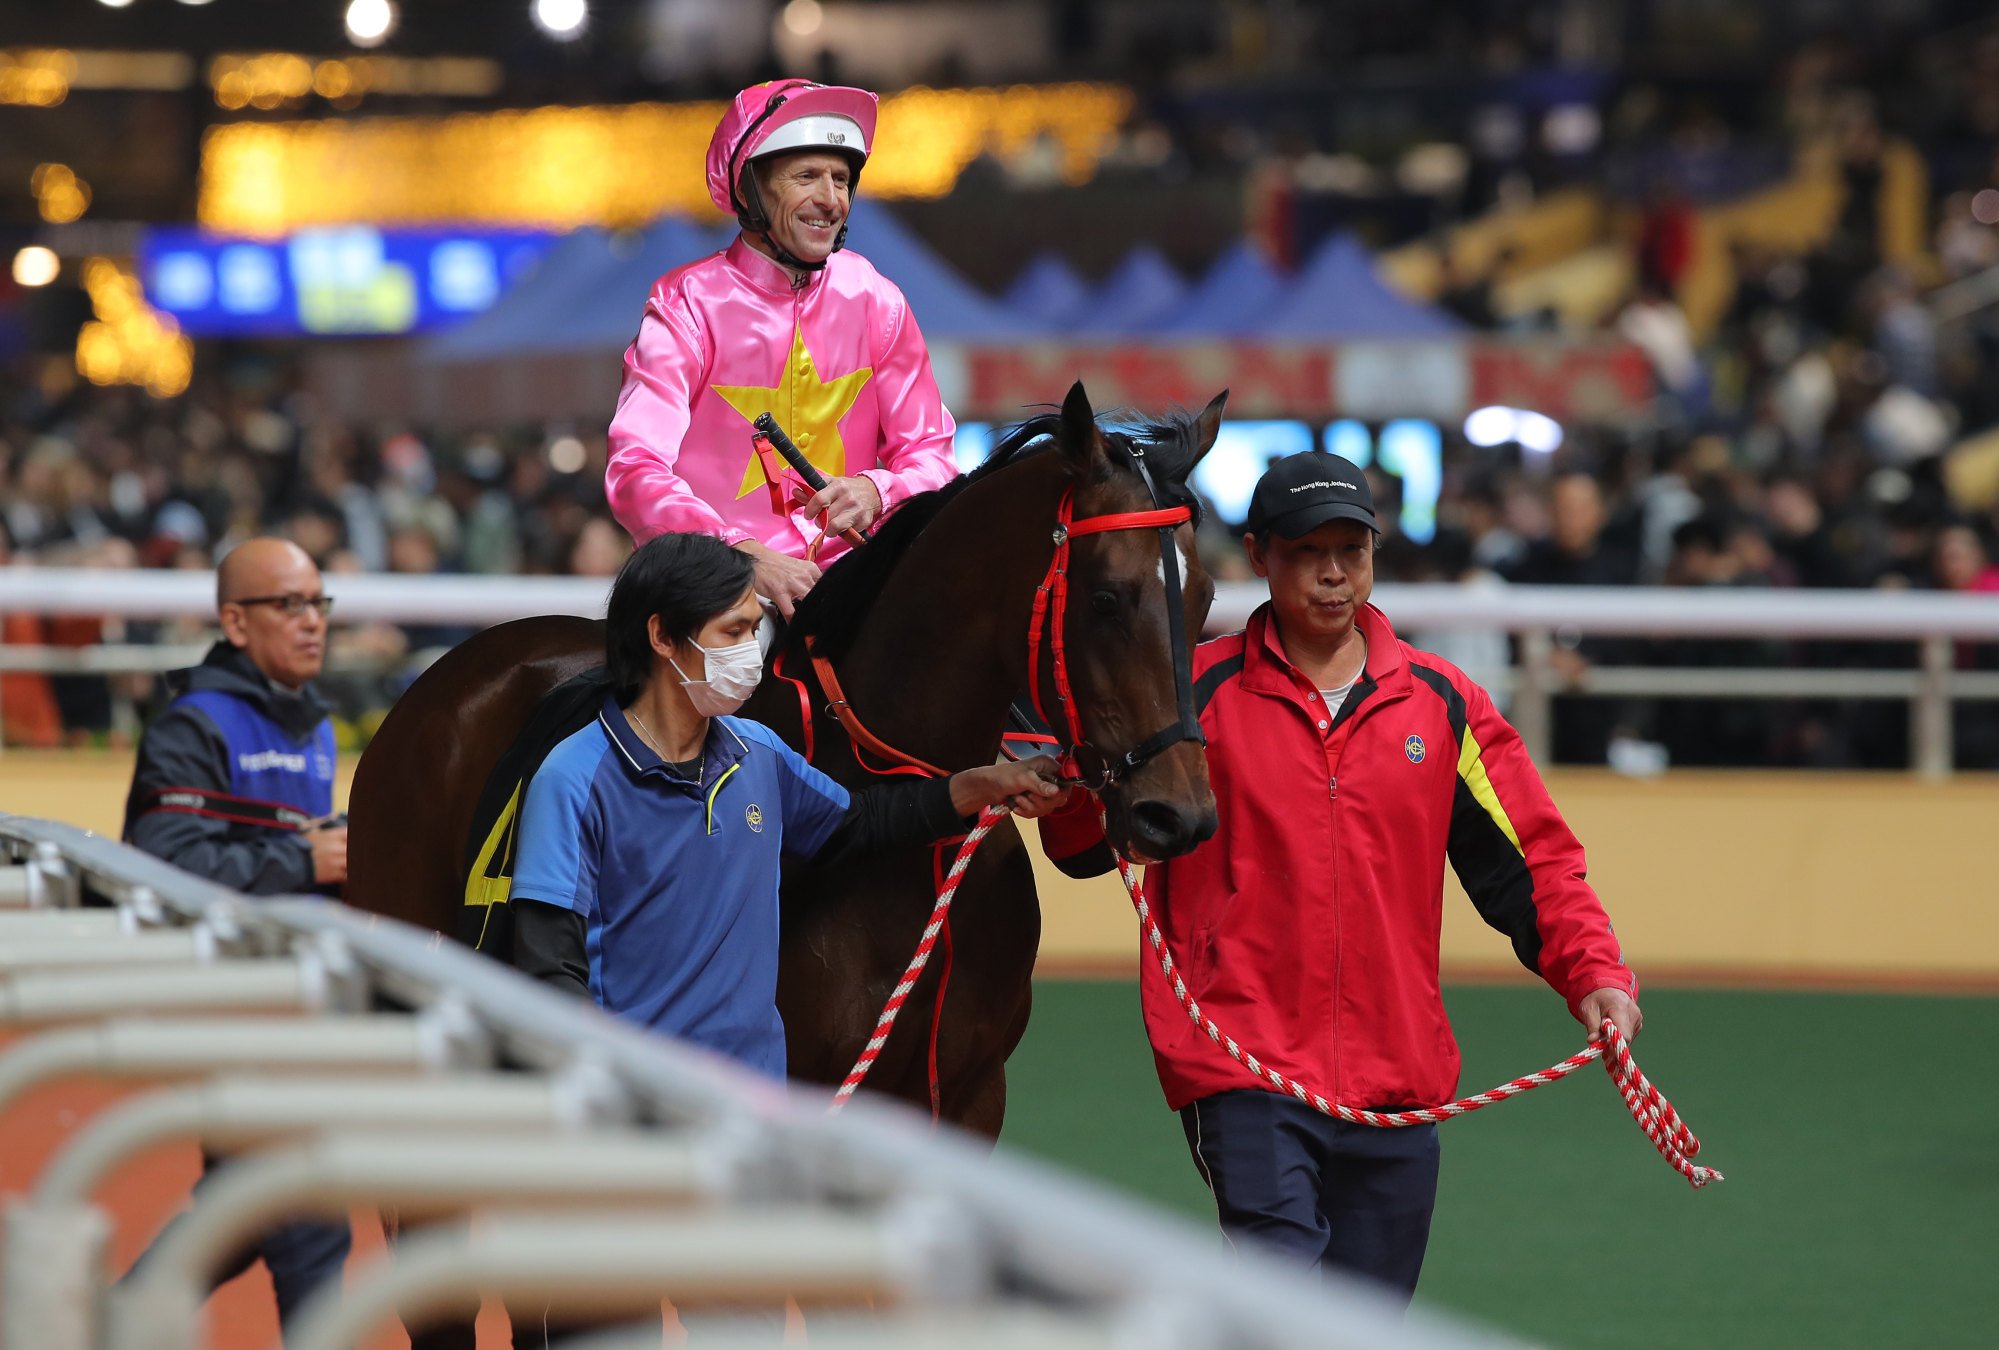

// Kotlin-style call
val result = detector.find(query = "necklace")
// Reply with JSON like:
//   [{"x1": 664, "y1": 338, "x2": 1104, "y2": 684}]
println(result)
[{"x1": 629, "y1": 706, "x2": 702, "y2": 786}]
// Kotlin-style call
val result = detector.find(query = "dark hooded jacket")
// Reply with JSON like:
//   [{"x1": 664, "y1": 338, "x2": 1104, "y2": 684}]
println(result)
[{"x1": 122, "y1": 642, "x2": 336, "y2": 895}]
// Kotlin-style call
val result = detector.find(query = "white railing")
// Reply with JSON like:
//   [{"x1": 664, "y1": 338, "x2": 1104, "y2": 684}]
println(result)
[
  {"x1": 5, "y1": 567, "x2": 1998, "y2": 776},
  {"x1": 0, "y1": 815, "x2": 1514, "y2": 1350}
]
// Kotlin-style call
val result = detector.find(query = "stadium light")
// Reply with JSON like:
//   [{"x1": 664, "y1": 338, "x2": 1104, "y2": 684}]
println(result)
[
  {"x1": 1514, "y1": 410, "x2": 1564, "y2": 454},
  {"x1": 175, "y1": 0, "x2": 215, "y2": 6},
  {"x1": 1462, "y1": 406, "x2": 1565, "y2": 454},
  {"x1": 12, "y1": 247, "x2": 60, "y2": 288},
  {"x1": 98, "y1": 0, "x2": 138, "y2": 9},
  {"x1": 547, "y1": 435, "x2": 586, "y2": 474},
  {"x1": 533, "y1": 0, "x2": 589, "y2": 38},
  {"x1": 1462, "y1": 405, "x2": 1516, "y2": 448},
  {"x1": 345, "y1": 0, "x2": 397, "y2": 48},
  {"x1": 783, "y1": 0, "x2": 824, "y2": 37}
]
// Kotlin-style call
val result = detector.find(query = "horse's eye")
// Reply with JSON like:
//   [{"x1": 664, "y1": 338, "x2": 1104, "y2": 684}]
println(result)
[{"x1": 1090, "y1": 590, "x2": 1118, "y2": 615}]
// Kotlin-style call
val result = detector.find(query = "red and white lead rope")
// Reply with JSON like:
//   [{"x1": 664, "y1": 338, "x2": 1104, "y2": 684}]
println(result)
[
  {"x1": 1114, "y1": 848, "x2": 1722, "y2": 1189},
  {"x1": 830, "y1": 807, "x2": 1002, "y2": 1110},
  {"x1": 835, "y1": 806, "x2": 1722, "y2": 1190}
]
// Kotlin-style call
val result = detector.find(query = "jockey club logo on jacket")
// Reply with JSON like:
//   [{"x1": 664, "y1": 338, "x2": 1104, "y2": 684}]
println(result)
[{"x1": 1405, "y1": 734, "x2": 1426, "y2": 764}]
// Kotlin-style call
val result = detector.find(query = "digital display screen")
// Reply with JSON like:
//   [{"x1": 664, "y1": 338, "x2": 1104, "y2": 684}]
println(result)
[
  {"x1": 1189, "y1": 420, "x2": 1316, "y2": 526},
  {"x1": 138, "y1": 226, "x2": 557, "y2": 337},
  {"x1": 1320, "y1": 420, "x2": 1442, "y2": 543}
]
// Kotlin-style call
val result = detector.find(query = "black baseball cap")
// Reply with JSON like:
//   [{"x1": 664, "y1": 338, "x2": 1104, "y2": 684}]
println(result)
[{"x1": 1245, "y1": 451, "x2": 1377, "y2": 538}]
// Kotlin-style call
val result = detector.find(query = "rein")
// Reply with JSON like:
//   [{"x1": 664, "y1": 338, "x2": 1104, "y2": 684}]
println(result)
[
  {"x1": 794, "y1": 440, "x2": 1203, "y2": 1120},
  {"x1": 804, "y1": 447, "x2": 1203, "y2": 790}
]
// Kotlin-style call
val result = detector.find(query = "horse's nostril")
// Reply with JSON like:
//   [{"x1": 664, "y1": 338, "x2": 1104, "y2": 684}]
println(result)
[{"x1": 1131, "y1": 799, "x2": 1197, "y2": 854}]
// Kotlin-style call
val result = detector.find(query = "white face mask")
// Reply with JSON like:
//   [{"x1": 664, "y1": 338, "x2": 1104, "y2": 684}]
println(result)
[{"x1": 671, "y1": 637, "x2": 763, "y2": 717}]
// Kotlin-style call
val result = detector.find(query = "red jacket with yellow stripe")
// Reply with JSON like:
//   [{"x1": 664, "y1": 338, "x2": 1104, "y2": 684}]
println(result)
[{"x1": 1042, "y1": 601, "x2": 1635, "y2": 1113}]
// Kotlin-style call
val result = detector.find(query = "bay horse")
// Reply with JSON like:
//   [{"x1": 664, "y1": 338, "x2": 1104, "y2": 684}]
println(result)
[{"x1": 346, "y1": 381, "x2": 1225, "y2": 1134}]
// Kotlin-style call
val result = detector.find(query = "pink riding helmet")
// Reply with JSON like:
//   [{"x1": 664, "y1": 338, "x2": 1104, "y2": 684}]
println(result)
[{"x1": 705, "y1": 79, "x2": 880, "y2": 234}]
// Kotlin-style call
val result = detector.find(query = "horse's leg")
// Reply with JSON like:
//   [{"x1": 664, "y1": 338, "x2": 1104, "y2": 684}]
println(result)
[{"x1": 953, "y1": 1064, "x2": 1010, "y2": 1142}]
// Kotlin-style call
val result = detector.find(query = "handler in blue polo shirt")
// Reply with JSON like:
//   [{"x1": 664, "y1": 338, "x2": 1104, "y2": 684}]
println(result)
[{"x1": 508, "y1": 531, "x2": 1068, "y2": 1076}]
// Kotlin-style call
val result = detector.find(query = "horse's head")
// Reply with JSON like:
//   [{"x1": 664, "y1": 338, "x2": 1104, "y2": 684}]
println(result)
[{"x1": 1045, "y1": 380, "x2": 1226, "y2": 863}]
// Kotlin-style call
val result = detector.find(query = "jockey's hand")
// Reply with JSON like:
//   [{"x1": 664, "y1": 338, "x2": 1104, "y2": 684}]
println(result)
[
  {"x1": 1579, "y1": 986, "x2": 1643, "y2": 1043},
  {"x1": 734, "y1": 539, "x2": 821, "y2": 619},
  {"x1": 949, "y1": 755, "x2": 1073, "y2": 822},
  {"x1": 793, "y1": 474, "x2": 884, "y2": 535}
]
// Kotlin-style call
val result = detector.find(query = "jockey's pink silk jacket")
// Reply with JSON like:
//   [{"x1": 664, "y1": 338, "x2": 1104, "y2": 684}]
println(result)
[{"x1": 606, "y1": 235, "x2": 958, "y2": 562}]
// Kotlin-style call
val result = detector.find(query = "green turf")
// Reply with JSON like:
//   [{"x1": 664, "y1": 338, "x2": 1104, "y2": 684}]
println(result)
[{"x1": 997, "y1": 980, "x2": 1999, "y2": 1349}]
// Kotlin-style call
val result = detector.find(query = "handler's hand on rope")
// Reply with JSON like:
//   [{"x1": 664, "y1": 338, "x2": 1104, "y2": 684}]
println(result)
[
  {"x1": 793, "y1": 474, "x2": 884, "y2": 535},
  {"x1": 734, "y1": 538, "x2": 821, "y2": 618},
  {"x1": 949, "y1": 755, "x2": 1072, "y2": 821},
  {"x1": 1579, "y1": 986, "x2": 1643, "y2": 1043}
]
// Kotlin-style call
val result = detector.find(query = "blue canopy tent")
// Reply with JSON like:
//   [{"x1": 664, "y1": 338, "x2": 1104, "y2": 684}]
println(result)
[
  {"x1": 1071, "y1": 245, "x2": 1189, "y2": 337},
  {"x1": 1157, "y1": 240, "x2": 1290, "y2": 336},
  {"x1": 420, "y1": 201, "x2": 1028, "y2": 360},
  {"x1": 520, "y1": 215, "x2": 730, "y2": 353},
  {"x1": 841, "y1": 198, "x2": 1040, "y2": 338},
  {"x1": 1256, "y1": 232, "x2": 1466, "y2": 338},
  {"x1": 1002, "y1": 252, "x2": 1092, "y2": 331}
]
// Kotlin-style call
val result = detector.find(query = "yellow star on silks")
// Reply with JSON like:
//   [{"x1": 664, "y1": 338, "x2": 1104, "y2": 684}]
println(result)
[{"x1": 712, "y1": 325, "x2": 873, "y2": 500}]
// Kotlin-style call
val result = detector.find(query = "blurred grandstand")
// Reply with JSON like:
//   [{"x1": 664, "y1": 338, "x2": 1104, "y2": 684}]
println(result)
[{"x1": 2, "y1": 0, "x2": 1997, "y2": 769}]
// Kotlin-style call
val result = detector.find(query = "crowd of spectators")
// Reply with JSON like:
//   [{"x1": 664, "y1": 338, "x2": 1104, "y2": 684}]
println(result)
[
  {"x1": 0, "y1": 368, "x2": 631, "y2": 748},
  {"x1": 6, "y1": 21, "x2": 1999, "y2": 769}
]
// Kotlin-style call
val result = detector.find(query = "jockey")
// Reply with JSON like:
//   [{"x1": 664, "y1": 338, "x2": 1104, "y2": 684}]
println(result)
[{"x1": 605, "y1": 79, "x2": 960, "y2": 617}]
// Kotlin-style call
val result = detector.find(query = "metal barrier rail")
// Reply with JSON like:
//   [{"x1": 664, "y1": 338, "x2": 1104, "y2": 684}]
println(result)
[
  {"x1": 0, "y1": 814, "x2": 1517, "y2": 1350},
  {"x1": 5, "y1": 568, "x2": 1998, "y2": 775}
]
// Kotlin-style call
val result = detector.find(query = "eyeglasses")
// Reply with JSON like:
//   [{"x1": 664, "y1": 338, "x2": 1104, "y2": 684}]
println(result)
[{"x1": 230, "y1": 593, "x2": 335, "y2": 618}]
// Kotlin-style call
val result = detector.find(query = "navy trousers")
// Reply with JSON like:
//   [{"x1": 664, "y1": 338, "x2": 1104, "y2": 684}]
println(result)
[{"x1": 1180, "y1": 1089, "x2": 1440, "y2": 1303}]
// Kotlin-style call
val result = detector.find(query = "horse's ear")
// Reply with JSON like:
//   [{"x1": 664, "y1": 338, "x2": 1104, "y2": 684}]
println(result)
[
  {"x1": 1187, "y1": 389, "x2": 1229, "y2": 469},
  {"x1": 1058, "y1": 380, "x2": 1100, "y2": 468}
]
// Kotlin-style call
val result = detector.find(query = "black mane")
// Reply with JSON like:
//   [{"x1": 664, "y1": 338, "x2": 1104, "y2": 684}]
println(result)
[{"x1": 787, "y1": 406, "x2": 1209, "y2": 662}]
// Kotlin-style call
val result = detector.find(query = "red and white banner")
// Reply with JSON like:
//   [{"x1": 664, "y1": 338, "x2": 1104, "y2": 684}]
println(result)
[
  {"x1": 309, "y1": 337, "x2": 1655, "y2": 428},
  {"x1": 944, "y1": 339, "x2": 1653, "y2": 424}
]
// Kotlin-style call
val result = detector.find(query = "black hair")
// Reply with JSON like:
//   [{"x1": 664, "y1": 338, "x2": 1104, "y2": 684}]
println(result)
[{"x1": 604, "y1": 532, "x2": 756, "y2": 704}]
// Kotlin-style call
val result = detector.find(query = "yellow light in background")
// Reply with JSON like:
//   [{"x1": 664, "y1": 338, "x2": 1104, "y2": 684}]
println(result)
[
  {"x1": 210, "y1": 51, "x2": 503, "y2": 107},
  {"x1": 199, "y1": 84, "x2": 1134, "y2": 234},
  {"x1": 11, "y1": 246, "x2": 60, "y2": 288},
  {"x1": 32, "y1": 163, "x2": 92, "y2": 224},
  {"x1": 0, "y1": 48, "x2": 76, "y2": 107},
  {"x1": 76, "y1": 258, "x2": 194, "y2": 398},
  {"x1": 314, "y1": 60, "x2": 353, "y2": 99}
]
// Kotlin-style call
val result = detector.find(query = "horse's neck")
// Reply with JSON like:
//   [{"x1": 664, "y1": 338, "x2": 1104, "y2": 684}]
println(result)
[{"x1": 835, "y1": 458, "x2": 1067, "y2": 772}]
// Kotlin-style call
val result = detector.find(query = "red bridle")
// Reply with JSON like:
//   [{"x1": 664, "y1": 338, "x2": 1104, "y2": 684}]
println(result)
[
  {"x1": 805, "y1": 449, "x2": 1205, "y2": 791},
  {"x1": 1025, "y1": 487, "x2": 1202, "y2": 790}
]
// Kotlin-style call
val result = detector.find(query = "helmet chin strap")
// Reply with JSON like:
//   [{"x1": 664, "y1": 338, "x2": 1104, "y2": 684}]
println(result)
[{"x1": 755, "y1": 228, "x2": 836, "y2": 275}]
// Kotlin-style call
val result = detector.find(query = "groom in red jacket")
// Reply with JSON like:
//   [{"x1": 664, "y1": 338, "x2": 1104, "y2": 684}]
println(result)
[{"x1": 1043, "y1": 451, "x2": 1641, "y2": 1303}]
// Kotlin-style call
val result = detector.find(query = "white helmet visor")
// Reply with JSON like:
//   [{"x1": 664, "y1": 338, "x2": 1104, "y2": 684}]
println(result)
[{"x1": 749, "y1": 113, "x2": 869, "y2": 162}]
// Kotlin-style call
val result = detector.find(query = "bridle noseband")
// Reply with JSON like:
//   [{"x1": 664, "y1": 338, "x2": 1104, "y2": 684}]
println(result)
[{"x1": 1026, "y1": 444, "x2": 1205, "y2": 791}]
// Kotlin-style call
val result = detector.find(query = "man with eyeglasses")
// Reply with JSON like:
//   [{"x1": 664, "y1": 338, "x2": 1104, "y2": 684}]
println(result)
[{"x1": 121, "y1": 536, "x2": 352, "y2": 1329}]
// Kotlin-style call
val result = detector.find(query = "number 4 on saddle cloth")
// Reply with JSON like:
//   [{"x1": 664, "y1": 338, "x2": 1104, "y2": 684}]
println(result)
[{"x1": 459, "y1": 667, "x2": 613, "y2": 954}]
